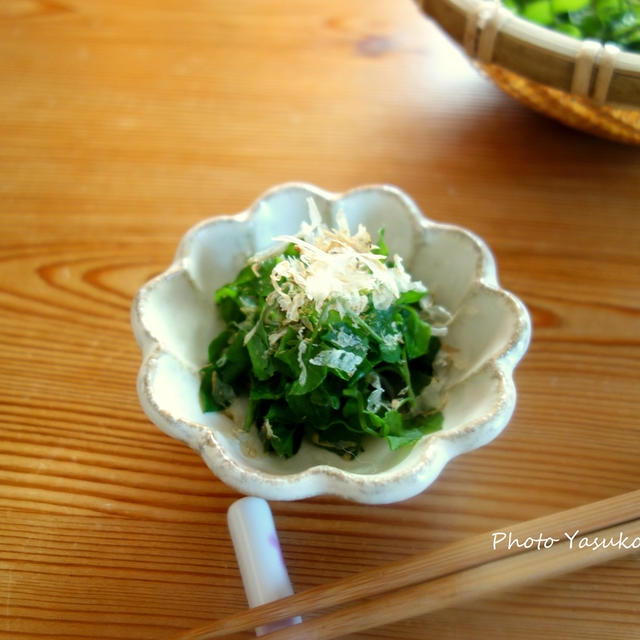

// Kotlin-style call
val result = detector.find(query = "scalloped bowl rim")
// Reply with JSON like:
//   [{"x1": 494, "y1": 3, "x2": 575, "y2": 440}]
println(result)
[{"x1": 132, "y1": 183, "x2": 531, "y2": 504}]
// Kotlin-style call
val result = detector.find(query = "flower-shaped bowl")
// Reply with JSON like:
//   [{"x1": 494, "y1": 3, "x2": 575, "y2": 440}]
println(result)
[{"x1": 131, "y1": 183, "x2": 531, "y2": 504}]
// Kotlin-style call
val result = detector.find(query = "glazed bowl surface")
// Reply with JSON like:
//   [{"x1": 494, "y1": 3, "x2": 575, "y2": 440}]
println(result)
[{"x1": 131, "y1": 183, "x2": 531, "y2": 504}]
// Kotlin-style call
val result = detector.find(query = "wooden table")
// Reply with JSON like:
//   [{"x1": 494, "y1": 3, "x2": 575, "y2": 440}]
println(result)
[{"x1": 1, "y1": 1, "x2": 639, "y2": 638}]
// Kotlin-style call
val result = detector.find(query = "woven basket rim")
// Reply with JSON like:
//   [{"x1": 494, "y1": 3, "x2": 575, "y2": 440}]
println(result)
[{"x1": 419, "y1": 0, "x2": 640, "y2": 107}]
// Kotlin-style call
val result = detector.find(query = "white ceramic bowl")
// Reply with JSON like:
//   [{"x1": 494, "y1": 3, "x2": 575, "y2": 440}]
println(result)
[{"x1": 132, "y1": 183, "x2": 531, "y2": 504}]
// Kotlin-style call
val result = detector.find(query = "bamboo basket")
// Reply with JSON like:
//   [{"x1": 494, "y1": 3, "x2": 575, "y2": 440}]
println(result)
[{"x1": 418, "y1": 0, "x2": 640, "y2": 144}]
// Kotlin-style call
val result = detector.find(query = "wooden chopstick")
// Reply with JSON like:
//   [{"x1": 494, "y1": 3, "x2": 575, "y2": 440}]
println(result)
[
  {"x1": 168, "y1": 489, "x2": 640, "y2": 640},
  {"x1": 262, "y1": 517, "x2": 640, "y2": 640}
]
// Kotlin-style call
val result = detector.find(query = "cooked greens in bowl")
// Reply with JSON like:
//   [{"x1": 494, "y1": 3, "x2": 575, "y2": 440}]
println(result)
[
  {"x1": 199, "y1": 200, "x2": 446, "y2": 461},
  {"x1": 131, "y1": 183, "x2": 531, "y2": 504}
]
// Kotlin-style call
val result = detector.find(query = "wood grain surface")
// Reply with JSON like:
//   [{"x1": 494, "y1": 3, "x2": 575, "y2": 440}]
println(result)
[{"x1": 1, "y1": 1, "x2": 639, "y2": 639}]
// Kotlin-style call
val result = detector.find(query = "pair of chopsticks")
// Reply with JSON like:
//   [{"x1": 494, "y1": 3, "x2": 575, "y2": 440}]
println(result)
[{"x1": 169, "y1": 489, "x2": 639, "y2": 640}]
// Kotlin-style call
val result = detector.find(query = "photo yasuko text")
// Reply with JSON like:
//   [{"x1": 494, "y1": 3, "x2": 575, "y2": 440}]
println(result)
[{"x1": 492, "y1": 530, "x2": 640, "y2": 551}]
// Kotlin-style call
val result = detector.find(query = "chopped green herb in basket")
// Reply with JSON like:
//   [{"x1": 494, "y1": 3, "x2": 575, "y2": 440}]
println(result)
[
  {"x1": 199, "y1": 200, "x2": 448, "y2": 459},
  {"x1": 505, "y1": 0, "x2": 640, "y2": 51}
]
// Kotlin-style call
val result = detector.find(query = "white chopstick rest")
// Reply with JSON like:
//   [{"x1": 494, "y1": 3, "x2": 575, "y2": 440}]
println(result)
[{"x1": 227, "y1": 497, "x2": 302, "y2": 636}]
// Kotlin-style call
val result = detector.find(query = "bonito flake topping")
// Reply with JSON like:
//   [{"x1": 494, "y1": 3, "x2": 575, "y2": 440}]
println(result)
[{"x1": 256, "y1": 198, "x2": 426, "y2": 322}]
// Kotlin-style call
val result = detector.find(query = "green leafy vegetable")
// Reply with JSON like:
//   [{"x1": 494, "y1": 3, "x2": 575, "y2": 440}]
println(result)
[
  {"x1": 199, "y1": 206, "x2": 446, "y2": 459},
  {"x1": 506, "y1": 0, "x2": 640, "y2": 50}
]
